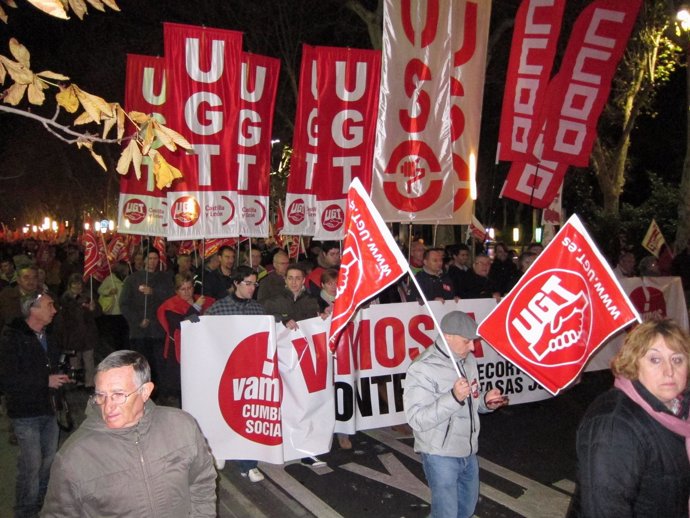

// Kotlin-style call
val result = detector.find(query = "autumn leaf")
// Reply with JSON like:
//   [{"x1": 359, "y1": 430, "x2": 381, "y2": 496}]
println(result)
[
  {"x1": 9, "y1": 38, "x2": 30, "y2": 68},
  {"x1": 128, "y1": 110, "x2": 149, "y2": 125},
  {"x1": 0, "y1": 56, "x2": 33, "y2": 84},
  {"x1": 67, "y1": 0, "x2": 87, "y2": 20},
  {"x1": 152, "y1": 151, "x2": 183, "y2": 190},
  {"x1": 26, "y1": 0, "x2": 69, "y2": 19},
  {"x1": 0, "y1": 5, "x2": 7, "y2": 24},
  {"x1": 74, "y1": 85, "x2": 112, "y2": 123},
  {"x1": 116, "y1": 104, "x2": 125, "y2": 140},
  {"x1": 153, "y1": 121, "x2": 192, "y2": 152},
  {"x1": 101, "y1": 0, "x2": 119, "y2": 12},
  {"x1": 73, "y1": 110, "x2": 96, "y2": 125},
  {"x1": 84, "y1": 0, "x2": 104, "y2": 11},
  {"x1": 56, "y1": 85, "x2": 79, "y2": 112},
  {"x1": 3, "y1": 82, "x2": 27, "y2": 105},
  {"x1": 89, "y1": 148, "x2": 107, "y2": 170},
  {"x1": 27, "y1": 76, "x2": 46, "y2": 104},
  {"x1": 140, "y1": 121, "x2": 155, "y2": 155},
  {"x1": 3, "y1": 0, "x2": 19, "y2": 7},
  {"x1": 116, "y1": 138, "x2": 133, "y2": 175},
  {"x1": 0, "y1": 61, "x2": 6, "y2": 84},
  {"x1": 36, "y1": 70, "x2": 69, "y2": 82}
]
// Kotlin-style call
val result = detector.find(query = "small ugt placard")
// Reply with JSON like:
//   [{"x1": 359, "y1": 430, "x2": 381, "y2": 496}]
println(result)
[{"x1": 478, "y1": 215, "x2": 639, "y2": 395}]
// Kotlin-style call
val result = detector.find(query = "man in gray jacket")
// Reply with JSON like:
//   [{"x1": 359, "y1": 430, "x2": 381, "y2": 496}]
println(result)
[
  {"x1": 41, "y1": 350, "x2": 217, "y2": 517},
  {"x1": 404, "y1": 311, "x2": 508, "y2": 518}
]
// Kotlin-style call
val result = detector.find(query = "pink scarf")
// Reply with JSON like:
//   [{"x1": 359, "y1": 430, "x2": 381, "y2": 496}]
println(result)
[{"x1": 614, "y1": 376, "x2": 690, "y2": 463}]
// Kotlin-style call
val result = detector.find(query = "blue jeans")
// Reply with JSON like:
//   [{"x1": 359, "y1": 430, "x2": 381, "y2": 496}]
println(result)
[
  {"x1": 421, "y1": 453, "x2": 479, "y2": 518},
  {"x1": 238, "y1": 460, "x2": 258, "y2": 473},
  {"x1": 13, "y1": 415, "x2": 59, "y2": 518}
]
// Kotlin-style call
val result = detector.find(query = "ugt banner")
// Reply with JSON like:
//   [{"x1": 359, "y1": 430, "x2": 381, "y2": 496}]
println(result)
[
  {"x1": 478, "y1": 214, "x2": 640, "y2": 395},
  {"x1": 119, "y1": 54, "x2": 168, "y2": 236},
  {"x1": 163, "y1": 23, "x2": 243, "y2": 239}
]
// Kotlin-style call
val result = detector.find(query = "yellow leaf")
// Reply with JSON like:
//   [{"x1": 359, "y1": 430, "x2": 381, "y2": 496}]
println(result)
[
  {"x1": 128, "y1": 110, "x2": 149, "y2": 125},
  {"x1": 84, "y1": 0, "x2": 104, "y2": 11},
  {"x1": 0, "y1": 56, "x2": 33, "y2": 84},
  {"x1": 115, "y1": 138, "x2": 133, "y2": 174},
  {"x1": 73, "y1": 110, "x2": 95, "y2": 125},
  {"x1": 116, "y1": 104, "x2": 125, "y2": 140},
  {"x1": 3, "y1": 82, "x2": 26, "y2": 105},
  {"x1": 154, "y1": 122, "x2": 192, "y2": 151},
  {"x1": 131, "y1": 138, "x2": 143, "y2": 179},
  {"x1": 152, "y1": 151, "x2": 182, "y2": 190},
  {"x1": 141, "y1": 122, "x2": 155, "y2": 155},
  {"x1": 89, "y1": 148, "x2": 107, "y2": 171},
  {"x1": 36, "y1": 70, "x2": 69, "y2": 81},
  {"x1": 26, "y1": 0, "x2": 69, "y2": 19},
  {"x1": 100, "y1": 0, "x2": 119, "y2": 11},
  {"x1": 27, "y1": 78, "x2": 46, "y2": 105},
  {"x1": 74, "y1": 85, "x2": 111, "y2": 123},
  {"x1": 67, "y1": 0, "x2": 86, "y2": 20},
  {"x1": 9, "y1": 38, "x2": 30, "y2": 68},
  {"x1": 0, "y1": 6, "x2": 8, "y2": 24},
  {"x1": 101, "y1": 104, "x2": 119, "y2": 139},
  {"x1": 0, "y1": 62, "x2": 6, "y2": 84},
  {"x1": 3, "y1": 0, "x2": 19, "y2": 7},
  {"x1": 56, "y1": 85, "x2": 78, "y2": 112}
]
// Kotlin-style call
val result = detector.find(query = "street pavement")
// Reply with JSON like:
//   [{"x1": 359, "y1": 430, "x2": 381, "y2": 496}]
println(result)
[{"x1": 1, "y1": 371, "x2": 612, "y2": 517}]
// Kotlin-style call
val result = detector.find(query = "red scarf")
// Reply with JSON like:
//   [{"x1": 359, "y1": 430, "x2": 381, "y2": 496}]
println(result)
[{"x1": 157, "y1": 294, "x2": 215, "y2": 362}]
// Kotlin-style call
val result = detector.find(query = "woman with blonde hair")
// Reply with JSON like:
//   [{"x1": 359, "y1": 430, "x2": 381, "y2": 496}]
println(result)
[{"x1": 569, "y1": 319, "x2": 690, "y2": 517}]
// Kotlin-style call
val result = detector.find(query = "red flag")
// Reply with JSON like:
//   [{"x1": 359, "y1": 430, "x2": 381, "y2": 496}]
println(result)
[
  {"x1": 477, "y1": 215, "x2": 640, "y2": 395},
  {"x1": 328, "y1": 178, "x2": 407, "y2": 349},
  {"x1": 82, "y1": 231, "x2": 109, "y2": 282},
  {"x1": 106, "y1": 234, "x2": 126, "y2": 263},
  {"x1": 153, "y1": 236, "x2": 167, "y2": 271},
  {"x1": 203, "y1": 238, "x2": 237, "y2": 259},
  {"x1": 272, "y1": 203, "x2": 285, "y2": 248},
  {"x1": 177, "y1": 240, "x2": 196, "y2": 256}
]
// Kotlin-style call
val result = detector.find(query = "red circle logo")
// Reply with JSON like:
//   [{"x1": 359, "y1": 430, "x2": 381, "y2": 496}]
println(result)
[
  {"x1": 321, "y1": 204, "x2": 344, "y2": 232},
  {"x1": 506, "y1": 269, "x2": 592, "y2": 367},
  {"x1": 218, "y1": 332, "x2": 282, "y2": 446},
  {"x1": 123, "y1": 198, "x2": 147, "y2": 225},
  {"x1": 170, "y1": 195, "x2": 200, "y2": 227},
  {"x1": 287, "y1": 199, "x2": 305, "y2": 225},
  {"x1": 629, "y1": 286, "x2": 666, "y2": 321}
]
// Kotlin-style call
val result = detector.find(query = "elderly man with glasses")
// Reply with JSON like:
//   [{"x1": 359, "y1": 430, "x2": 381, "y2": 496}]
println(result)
[{"x1": 40, "y1": 350, "x2": 216, "y2": 517}]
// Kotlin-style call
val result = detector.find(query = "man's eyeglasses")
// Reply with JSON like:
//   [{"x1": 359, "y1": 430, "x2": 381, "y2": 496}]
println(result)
[
  {"x1": 90, "y1": 384, "x2": 144, "y2": 406},
  {"x1": 239, "y1": 281, "x2": 259, "y2": 287}
]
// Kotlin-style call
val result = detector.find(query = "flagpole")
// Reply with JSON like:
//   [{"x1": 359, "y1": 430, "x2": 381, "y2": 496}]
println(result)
[{"x1": 406, "y1": 270, "x2": 463, "y2": 379}]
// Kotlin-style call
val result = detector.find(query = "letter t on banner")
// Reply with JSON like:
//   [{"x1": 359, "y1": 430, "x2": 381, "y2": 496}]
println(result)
[
  {"x1": 328, "y1": 179, "x2": 407, "y2": 349},
  {"x1": 477, "y1": 214, "x2": 640, "y2": 394}
]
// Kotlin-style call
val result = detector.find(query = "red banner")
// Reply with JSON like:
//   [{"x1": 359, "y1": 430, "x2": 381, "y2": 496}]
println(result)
[
  {"x1": 329, "y1": 178, "x2": 407, "y2": 349},
  {"x1": 448, "y1": 0, "x2": 492, "y2": 224},
  {"x1": 371, "y1": 0, "x2": 454, "y2": 222},
  {"x1": 236, "y1": 53, "x2": 281, "y2": 238},
  {"x1": 284, "y1": 45, "x2": 318, "y2": 236},
  {"x1": 478, "y1": 215, "x2": 639, "y2": 395},
  {"x1": 119, "y1": 54, "x2": 168, "y2": 236},
  {"x1": 312, "y1": 46, "x2": 381, "y2": 240},
  {"x1": 538, "y1": 0, "x2": 642, "y2": 166},
  {"x1": 497, "y1": 0, "x2": 565, "y2": 162},
  {"x1": 163, "y1": 23, "x2": 243, "y2": 239},
  {"x1": 82, "y1": 231, "x2": 109, "y2": 282}
]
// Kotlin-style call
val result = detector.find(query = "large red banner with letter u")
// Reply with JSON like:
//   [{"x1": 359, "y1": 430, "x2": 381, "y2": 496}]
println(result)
[
  {"x1": 163, "y1": 23, "x2": 243, "y2": 239},
  {"x1": 478, "y1": 215, "x2": 639, "y2": 395},
  {"x1": 119, "y1": 54, "x2": 168, "y2": 236},
  {"x1": 312, "y1": 46, "x2": 381, "y2": 240}
]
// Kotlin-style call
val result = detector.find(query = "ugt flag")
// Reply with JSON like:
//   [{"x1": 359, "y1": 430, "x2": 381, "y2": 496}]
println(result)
[
  {"x1": 328, "y1": 178, "x2": 407, "y2": 349},
  {"x1": 478, "y1": 214, "x2": 639, "y2": 394}
]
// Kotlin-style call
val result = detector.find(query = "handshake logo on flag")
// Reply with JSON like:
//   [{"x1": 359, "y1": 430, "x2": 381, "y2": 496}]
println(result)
[{"x1": 507, "y1": 271, "x2": 591, "y2": 367}]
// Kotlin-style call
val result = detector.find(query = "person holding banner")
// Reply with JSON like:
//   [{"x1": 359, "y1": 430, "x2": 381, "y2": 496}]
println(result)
[
  {"x1": 205, "y1": 265, "x2": 267, "y2": 482},
  {"x1": 569, "y1": 319, "x2": 690, "y2": 518},
  {"x1": 404, "y1": 311, "x2": 508, "y2": 518}
]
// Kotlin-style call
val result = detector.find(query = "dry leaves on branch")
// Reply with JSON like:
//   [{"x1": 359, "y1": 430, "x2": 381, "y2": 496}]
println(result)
[{"x1": 0, "y1": 37, "x2": 190, "y2": 191}]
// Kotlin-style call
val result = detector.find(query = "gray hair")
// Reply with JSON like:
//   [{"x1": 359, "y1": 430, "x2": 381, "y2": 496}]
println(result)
[
  {"x1": 96, "y1": 350, "x2": 151, "y2": 386},
  {"x1": 20, "y1": 292, "x2": 49, "y2": 318}
]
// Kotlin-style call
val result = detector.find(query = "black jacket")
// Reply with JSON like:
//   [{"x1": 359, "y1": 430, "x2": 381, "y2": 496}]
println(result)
[
  {"x1": 569, "y1": 383, "x2": 690, "y2": 517},
  {"x1": 0, "y1": 318, "x2": 60, "y2": 418}
]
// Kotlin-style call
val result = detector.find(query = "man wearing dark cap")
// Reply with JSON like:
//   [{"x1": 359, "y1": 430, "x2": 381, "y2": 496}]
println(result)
[{"x1": 404, "y1": 311, "x2": 508, "y2": 518}]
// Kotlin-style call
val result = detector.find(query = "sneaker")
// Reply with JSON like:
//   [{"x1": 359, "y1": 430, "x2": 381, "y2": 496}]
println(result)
[
  {"x1": 215, "y1": 459, "x2": 226, "y2": 470},
  {"x1": 301, "y1": 456, "x2": 327, "y2": 468},
  {"x1": 241, "y1": 468, "x2": 264, "y2": 483}
]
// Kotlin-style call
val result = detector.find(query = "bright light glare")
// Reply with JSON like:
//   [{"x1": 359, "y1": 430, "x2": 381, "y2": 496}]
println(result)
[{"x1": 678, "y1": 8, "x2": 690, "y2": 31}]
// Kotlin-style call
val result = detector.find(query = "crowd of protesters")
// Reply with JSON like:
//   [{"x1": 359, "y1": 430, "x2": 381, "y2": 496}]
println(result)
[{"x1": 0, "y1": 233, "x2": 688, "y2": 516}]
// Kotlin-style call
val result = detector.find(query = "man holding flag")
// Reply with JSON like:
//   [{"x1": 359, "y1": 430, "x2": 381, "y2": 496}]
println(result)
[{"x1": 404, "y1": 311, "x2": 507, "y2": 518}]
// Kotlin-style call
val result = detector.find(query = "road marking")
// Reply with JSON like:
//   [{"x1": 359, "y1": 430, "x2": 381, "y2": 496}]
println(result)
[
  {"x1": 340, "y1": 452, "x2": 431, "y2": 502},
  {"x1": 218, "y1": 474, "x2": 269, "y2": 517},
  {"x1": 553, "y1": 479, "x2": 576, "y2": 494},
  {"x1": 260, "y1": 462, "x2": 344, "y2": 518},
  {"x1": 365, "y1": 429, "x2": 572, "y2": 518}
]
